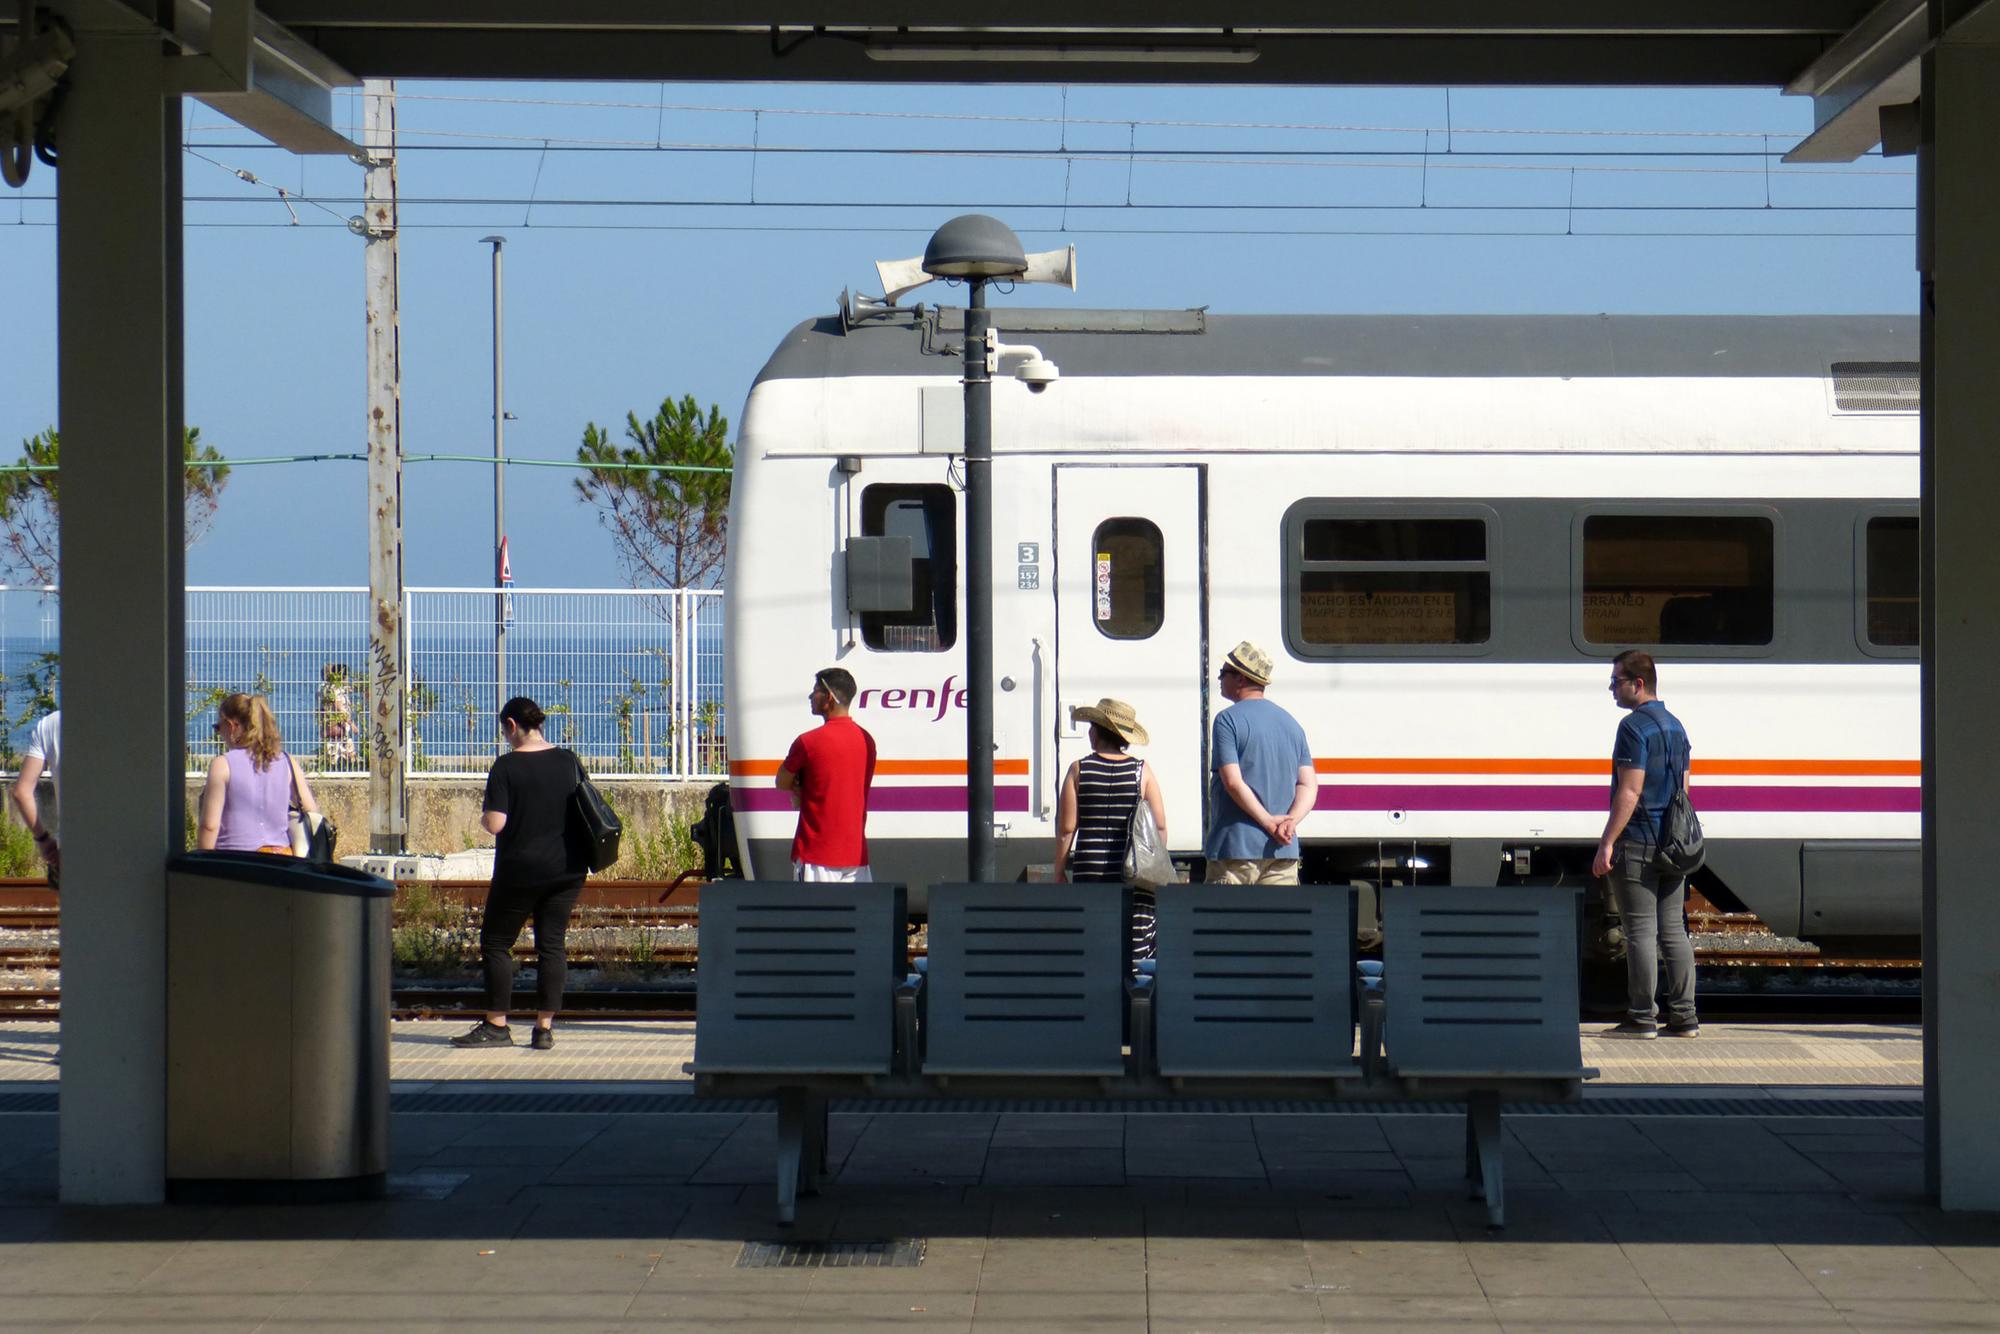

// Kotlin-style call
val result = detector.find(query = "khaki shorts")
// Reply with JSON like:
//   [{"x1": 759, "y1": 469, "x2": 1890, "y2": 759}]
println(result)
[{"x1": 1204, "y1": 858, "x2": 1301, "y2": 885}]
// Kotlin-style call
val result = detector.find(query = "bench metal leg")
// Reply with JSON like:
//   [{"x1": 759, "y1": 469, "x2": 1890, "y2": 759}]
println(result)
[
  {"x1": 1465, "y1": 1090, "x2": 1505, "y2": 1229},
  {"x1": 1126, "y1": 985, "x2": 1154, "y2": 1078},
  {"x1": 801, "y1": 1090, "x2": 830, "y2": 1194},
  {"x1": 775, "y1": 1087, "x2": 819, "y2": 1225}
]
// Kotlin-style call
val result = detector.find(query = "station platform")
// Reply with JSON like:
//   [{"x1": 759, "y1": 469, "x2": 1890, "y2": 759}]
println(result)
[
  {"x1": 0, "y1": 1018, "x2": 1979, "y2": 1331},
  {"x1": 0, "y1": 1017, "x2": 1931, "y2": 1088}
]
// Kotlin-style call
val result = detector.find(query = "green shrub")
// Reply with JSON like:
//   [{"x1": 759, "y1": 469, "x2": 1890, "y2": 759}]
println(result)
[
  {"x1": 0, "y1": 820, "x2": 44, "y2": 878},
  {"x1": 625, "y1": 799, "x2": 701, "y2": 880},
  {"x1": 391, "y1": 882, "x2": 478, "y2": 974}
]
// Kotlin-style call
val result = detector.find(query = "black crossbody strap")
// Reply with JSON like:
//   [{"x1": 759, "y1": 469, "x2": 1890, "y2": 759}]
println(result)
[{"x1": 1639, "y1": 708, "x2": 1687, "y2": 792}]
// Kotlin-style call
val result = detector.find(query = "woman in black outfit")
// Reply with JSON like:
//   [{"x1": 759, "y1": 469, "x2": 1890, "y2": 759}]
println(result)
[{"x1": 453, "y1": 696, "x2": 591, "y2": 1050}]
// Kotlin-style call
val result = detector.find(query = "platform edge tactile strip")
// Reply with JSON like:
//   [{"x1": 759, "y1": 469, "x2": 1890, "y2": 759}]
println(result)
[{"x1": 385, "y1": 1091, "x2": 1923, "y2": 1118}]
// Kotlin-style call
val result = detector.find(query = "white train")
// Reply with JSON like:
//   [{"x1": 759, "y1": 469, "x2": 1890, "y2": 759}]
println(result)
[{"x1": 721, "y1": 307, "x2": 1919, "y2": 953}]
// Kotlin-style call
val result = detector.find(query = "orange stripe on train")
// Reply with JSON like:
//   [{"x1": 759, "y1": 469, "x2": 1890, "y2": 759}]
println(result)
[{"x1": 1315, "y1": 757, "x2": 1920, "y2": 778}]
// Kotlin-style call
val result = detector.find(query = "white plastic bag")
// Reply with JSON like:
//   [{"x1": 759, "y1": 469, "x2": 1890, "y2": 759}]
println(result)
[{"x1": 1122, "y1": 761, "x2": 1177, "y2": 890}]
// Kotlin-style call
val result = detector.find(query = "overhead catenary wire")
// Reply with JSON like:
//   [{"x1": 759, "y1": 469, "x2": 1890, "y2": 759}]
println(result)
[
  {"x1": 1, "y1": 218, "x2": 1916, "y2": 238},
  {"x1": 184, "y1": 127, "x2": 1911, "y2": 175},
  {"x1": 178, "y1": 196, "x2": 1916, "y2": 213},
  {"x1": 358, "y1": 90, "x2": 1841, "y2": 142},
  {"x1": 186, "y1": 137, "x2": 1878, "y2": 160},
  {"x1": 183, "y1": 147, "x2": 353, "y2": 226},
  {"x1": 9, "y1": 106, "x2": 1917, "y2": 242}
]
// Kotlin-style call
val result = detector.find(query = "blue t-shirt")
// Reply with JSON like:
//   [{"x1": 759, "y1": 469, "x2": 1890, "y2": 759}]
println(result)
[
  {"x1": 1612, "y1": 700, "x2": 1691, "y2": 844},
  {"x1": 1205, "y1": 698, "x2": 1314, "y2": 860}
]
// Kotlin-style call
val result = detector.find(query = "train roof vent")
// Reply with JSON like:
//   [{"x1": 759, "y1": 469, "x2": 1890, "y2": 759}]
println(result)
[{"x1": 1831, "y1": 360, "x2": 1920, "y2": 412}]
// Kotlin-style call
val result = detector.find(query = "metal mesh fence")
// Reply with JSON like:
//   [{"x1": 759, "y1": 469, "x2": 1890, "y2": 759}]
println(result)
[
  {"x1": 0, "y1": 585, "x2": 727, "y2": 779},
  {"x1": 185, "y1": 586, "x2": 374, "y2": 775}
]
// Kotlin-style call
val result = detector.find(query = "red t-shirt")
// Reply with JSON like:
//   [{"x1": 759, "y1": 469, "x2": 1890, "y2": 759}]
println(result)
[{"x1": 782, "y1": 716, "x2": 877, "y2": 868}]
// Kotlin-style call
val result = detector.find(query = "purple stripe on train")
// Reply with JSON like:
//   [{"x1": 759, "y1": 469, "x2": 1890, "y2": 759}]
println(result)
[
  {"x1": 732, "y1": 785, "x2": 1033, "y2": 814},
  {"x1": 734, "y1": 782, "x2": 1916, "y2": 816},
  {"x1": 1314, "y1": 783, "x2": 1920, "y2": 814}
]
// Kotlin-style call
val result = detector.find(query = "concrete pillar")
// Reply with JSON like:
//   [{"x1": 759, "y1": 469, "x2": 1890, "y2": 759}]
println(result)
[
  {"x1": 1920, "y1": 0, "x2": 2000, "y2": 1211},
  {"x1": 54, "y1": 0, "x2": 184, "y2": 1204}
]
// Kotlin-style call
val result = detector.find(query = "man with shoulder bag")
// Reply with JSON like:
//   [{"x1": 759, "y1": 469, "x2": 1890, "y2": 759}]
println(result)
[{"x1": 1592, "y1": 650, "x2": 1701, "y2": 1041}]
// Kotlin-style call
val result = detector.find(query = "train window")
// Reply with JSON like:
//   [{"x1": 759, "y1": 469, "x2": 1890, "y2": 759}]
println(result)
[
  {"x1": 1864, "y1": 516, "x2": 1918, "y2": 648},
  {"x1": 1303, "y1": 518, "x2": 1486, "y2": 564},
  {"x1": 858, "y1": 484, "x2": 957, "y2": 652},
  {"x1": 1091, "y1": 518, "x2": 1165, "y2": 640},
  {"x1": 1580, "y1": 515, "x2": 1773, "y2": 646},
  {"x1": 1292, "y1": 515, "x2": 1492, "y2": 647}
]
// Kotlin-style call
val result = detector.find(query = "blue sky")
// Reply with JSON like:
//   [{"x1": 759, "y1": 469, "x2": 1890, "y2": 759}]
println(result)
[{"x1": 0, "y1": 81, "x2": 1917, "y2": 589}]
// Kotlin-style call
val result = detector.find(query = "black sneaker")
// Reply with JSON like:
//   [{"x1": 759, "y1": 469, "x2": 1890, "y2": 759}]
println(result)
[
  {"x1": 1662, "y1": 1021, "x2": 1700, "y2": 1039},
  {"x1": 1601, "y1": 1020, "x2": 1658, "y2": 1041},
  {"x1": 530, "y1": 1026, "x2": 554, "y2": 1051},
  {"x1": 450, "y1": 1020, "x2": 515, "y2": 1048}
]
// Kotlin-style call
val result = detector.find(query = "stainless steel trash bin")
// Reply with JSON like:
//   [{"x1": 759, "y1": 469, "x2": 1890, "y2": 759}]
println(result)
[{"x1": 166, "y1": 851, "x2": 393, "y2": 1202}]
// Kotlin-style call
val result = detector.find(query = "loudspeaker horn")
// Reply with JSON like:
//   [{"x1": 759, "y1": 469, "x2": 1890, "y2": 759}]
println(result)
[
  {"x1": 874, "y1": 255, "x2": 933, "y2": 304},
  {"x1": 1021, "y1": 244, "x2": 1077, "y2": 290}
]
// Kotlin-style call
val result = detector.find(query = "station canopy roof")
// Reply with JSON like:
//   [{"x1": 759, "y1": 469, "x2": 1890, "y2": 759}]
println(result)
[{"x1": 254, "y1": 2, "x2": 1896, "y2": 86}]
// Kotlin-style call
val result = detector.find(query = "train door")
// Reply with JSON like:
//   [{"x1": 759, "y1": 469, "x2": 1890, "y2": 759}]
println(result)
[{"x1": 1053, "y1": 464, "x2": 1206, "y2": 850}]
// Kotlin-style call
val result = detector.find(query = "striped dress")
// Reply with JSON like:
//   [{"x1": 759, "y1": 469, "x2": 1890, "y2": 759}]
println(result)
[
  {"x1": 1070, "y1": 753, "x2": 1143, "y2": 881},
  {"x1": 1070, "y1": 753, "x2": 1157, "y2": 960}
]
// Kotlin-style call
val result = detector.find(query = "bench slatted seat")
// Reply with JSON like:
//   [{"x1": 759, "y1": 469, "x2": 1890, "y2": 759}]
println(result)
[
  {"x1": 1152, "y1": 884, "x2": 1359, "y2": 1077},
  {"x1": 921, "y1": 883, "x2": 1126, "y2": 1076},
  {"x1": 692, "y1": 881, "x2": 907, "y2": 1222},
  {"x1": 1381, "y1": 885, "x2": 1590, "y2": 1227}
]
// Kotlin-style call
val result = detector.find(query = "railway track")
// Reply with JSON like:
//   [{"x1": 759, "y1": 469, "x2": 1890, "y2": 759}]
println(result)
[{"x1": 0, "y1": 879, "x2": 1925, "y2": 1021}]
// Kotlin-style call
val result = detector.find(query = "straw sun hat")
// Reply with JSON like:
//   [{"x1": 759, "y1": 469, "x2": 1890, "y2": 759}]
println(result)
[
  {"x1": 1070, "y1": 698, "x2": 1150, "y2": 746},
  {"x1": 1222, "y1": 640, "x2": 1274, "y2": 687}
]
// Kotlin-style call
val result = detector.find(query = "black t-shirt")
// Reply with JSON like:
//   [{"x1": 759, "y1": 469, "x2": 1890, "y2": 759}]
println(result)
[{"x1": 484, "y1": 747, "x2": 588, "y2": 884}]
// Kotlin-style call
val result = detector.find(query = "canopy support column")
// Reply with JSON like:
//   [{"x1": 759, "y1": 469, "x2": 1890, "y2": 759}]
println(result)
[
  {"x1": 1919, "y1": 0, "x2": 2000, "y2": 1212},
  {"x1": 54, "y1": 0, "x2": 186, "y2": 1204}
]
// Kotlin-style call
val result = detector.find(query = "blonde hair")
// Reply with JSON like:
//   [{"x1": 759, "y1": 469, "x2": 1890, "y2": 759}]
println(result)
[{"x1": 218, "y1": 693, "x2": 283, "y2": 770}]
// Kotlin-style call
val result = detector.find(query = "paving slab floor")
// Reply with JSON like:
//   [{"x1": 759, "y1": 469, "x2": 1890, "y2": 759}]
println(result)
[{"x1": 0, "y1": 1020, "x2": 1971, "y2": 1331}]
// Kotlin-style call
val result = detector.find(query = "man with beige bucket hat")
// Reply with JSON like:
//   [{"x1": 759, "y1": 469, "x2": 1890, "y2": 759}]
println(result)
[{"x1": 1204, "y1": 641, "x2": 1317, "y2": 884}]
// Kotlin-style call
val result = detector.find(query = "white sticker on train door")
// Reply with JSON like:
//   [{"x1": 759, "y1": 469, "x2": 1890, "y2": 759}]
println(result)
[{"x1": 1054, "y1": 464, "x2": 1205, "y2": 853}]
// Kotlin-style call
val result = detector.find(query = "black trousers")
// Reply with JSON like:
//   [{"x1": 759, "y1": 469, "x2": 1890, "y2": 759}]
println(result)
[{"x1": 479, "y1": 875, "x2": 586, "y2": 1014}]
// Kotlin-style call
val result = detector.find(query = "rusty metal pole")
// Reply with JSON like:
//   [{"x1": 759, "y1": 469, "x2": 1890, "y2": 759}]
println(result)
[{"x1": 362, "y1": 79, "x2": 407, "y2": 854}]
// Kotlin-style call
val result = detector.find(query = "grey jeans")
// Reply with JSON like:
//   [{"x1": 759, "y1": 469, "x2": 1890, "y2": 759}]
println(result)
[{"x1": 1611, "y1": 839, "x2": 1697, "y2": 1027}]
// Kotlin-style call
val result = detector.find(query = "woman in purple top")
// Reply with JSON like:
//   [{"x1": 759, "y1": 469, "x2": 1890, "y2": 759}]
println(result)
[{"x1": 197, "y1": 693, "x2": 321, "y2": 853}]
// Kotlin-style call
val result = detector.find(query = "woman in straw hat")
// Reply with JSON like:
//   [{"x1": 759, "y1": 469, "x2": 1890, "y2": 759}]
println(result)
[{"x1": 1055, "y1": 699, "x2": 1169, "y2": 957}]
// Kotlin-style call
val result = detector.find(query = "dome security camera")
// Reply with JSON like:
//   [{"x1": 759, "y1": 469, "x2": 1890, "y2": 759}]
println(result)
[
  {"x1": 986, "y1": 332, "x2": 1060, "y2": 393},
  {"x1": 1016, "y1": 357, "x2": 1060, "y2": 393}
]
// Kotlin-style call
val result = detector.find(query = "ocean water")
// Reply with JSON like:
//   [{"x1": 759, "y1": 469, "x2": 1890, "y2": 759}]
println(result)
[{"x1": 0, "y1": 594, "x2": 726, "y2": 776}]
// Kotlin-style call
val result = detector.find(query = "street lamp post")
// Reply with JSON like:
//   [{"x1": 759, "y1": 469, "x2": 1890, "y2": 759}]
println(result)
[
  {"x1": 919, "y1": 216, "x2": 1030, "y2": 883},
  {"x1": 479, "y1": 235, "x2": 507, "y2": 717}
]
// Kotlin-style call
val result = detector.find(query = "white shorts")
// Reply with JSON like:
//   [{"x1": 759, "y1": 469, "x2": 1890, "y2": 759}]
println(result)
[{"x1": 792, "y1": 861, "x2": 874, "y2": 883}]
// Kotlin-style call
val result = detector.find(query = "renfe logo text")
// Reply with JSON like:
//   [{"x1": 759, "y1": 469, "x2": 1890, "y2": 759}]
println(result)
[{"x1": 854, "y1": 675, "x2": 968, "y2": 722}]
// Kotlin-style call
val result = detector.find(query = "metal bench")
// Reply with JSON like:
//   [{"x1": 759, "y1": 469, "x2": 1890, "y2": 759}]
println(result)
[
  {"x1": 1380, "y1": 885, "x2": 1591, "y2": 1226},
  {"x1": 691, "y1": 881, "x2": 908, "y2": 1220},
  {"x1": 691, "y1": 880, "x2": 1592, "y2": 1227}
]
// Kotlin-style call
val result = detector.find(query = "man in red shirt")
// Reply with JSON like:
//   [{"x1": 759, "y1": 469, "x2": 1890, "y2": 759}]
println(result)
[{"x1": 775, "y1": 667, "x2": 877, "y2": 881}]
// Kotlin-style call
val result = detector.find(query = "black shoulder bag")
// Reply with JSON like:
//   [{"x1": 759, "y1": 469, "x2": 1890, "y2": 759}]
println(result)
[
  {"x1": 1642, "y1": 712, "x2": 1705, "y2": 877},
  {"x1": 566, "y1": 750, "x2": 623, "y2": 874}
]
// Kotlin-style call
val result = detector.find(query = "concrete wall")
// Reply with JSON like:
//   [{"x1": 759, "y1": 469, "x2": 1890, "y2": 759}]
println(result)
[{"x1": 177, "y1": 776, "x2": 718, "y2": 879}]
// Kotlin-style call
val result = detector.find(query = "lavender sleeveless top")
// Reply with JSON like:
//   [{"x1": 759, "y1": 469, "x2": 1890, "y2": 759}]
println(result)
[{"x1": 216, "y1": 749, "x2": 294, "y2": 851}]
